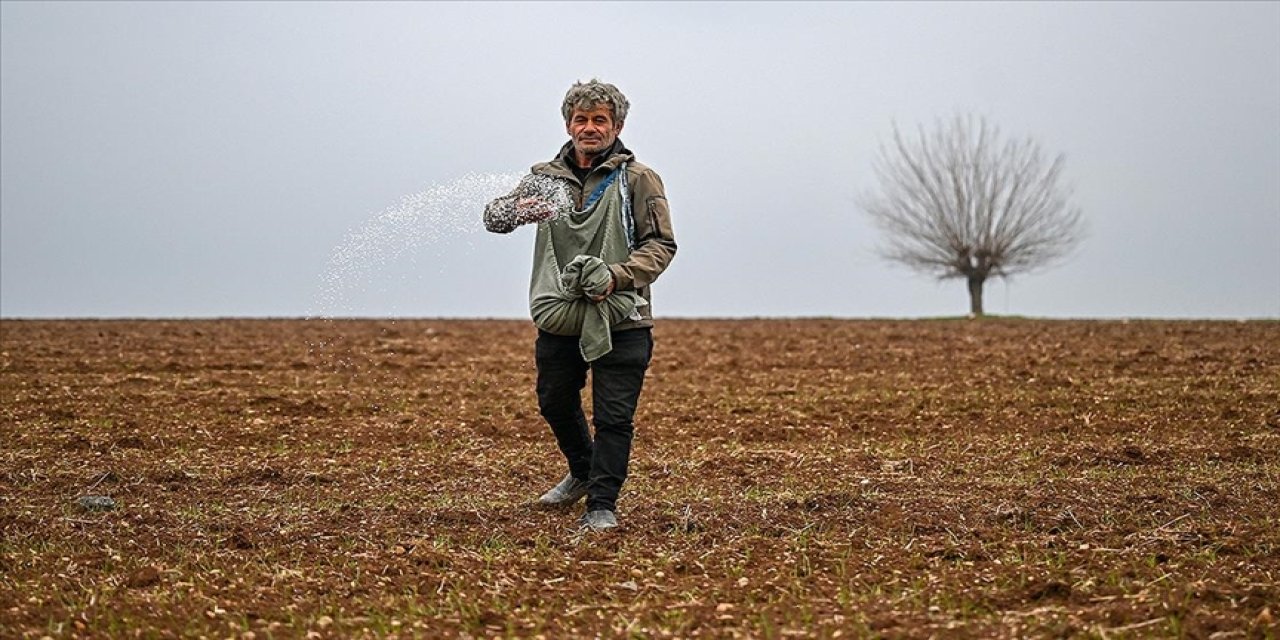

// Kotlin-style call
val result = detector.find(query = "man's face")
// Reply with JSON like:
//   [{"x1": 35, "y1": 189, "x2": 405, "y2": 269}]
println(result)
[{"x1": 566, "y1": 103, "x2": 623, "y2": 161}]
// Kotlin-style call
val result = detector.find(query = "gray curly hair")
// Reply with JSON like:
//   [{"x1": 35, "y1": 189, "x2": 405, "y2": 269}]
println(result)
[{"x1": 561, "y1": 79, "x2": 630, "y2": 126}]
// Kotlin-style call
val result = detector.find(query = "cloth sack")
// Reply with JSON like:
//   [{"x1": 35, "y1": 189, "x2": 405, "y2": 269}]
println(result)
[{"x1": 528, "y1": 165, "x2": 643, "y2": 361}]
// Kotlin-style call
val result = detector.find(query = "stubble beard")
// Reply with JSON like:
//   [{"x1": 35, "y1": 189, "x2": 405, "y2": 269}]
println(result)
[{"x1": 573, "y1": 132, "x2": 614, "y2": 164}]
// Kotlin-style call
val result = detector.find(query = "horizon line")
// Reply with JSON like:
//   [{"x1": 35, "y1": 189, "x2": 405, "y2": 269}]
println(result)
[{"x1": 1, "y1": 314, "x2": 1276, "y2": 323}]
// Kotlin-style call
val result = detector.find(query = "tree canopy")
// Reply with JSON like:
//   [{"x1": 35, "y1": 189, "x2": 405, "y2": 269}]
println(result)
[{"x1": 861, "y1": 115, "x2": 1085, "y2": 316}]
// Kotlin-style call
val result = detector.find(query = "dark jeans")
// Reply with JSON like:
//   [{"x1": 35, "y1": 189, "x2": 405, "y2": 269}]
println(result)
[{"x1": 535, "y1": 327, "x2": 653, "y2": 512}]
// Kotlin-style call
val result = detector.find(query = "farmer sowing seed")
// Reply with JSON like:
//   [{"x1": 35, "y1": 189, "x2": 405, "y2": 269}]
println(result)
[{"x1": 484, "y1": 79, "x2": 677, "y2": 532}]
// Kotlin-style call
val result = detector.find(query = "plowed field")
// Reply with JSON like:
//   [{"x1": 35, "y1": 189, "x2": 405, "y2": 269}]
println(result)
[{"x1": 2, "y1": 318, "x2": 1277, "y2": 638}]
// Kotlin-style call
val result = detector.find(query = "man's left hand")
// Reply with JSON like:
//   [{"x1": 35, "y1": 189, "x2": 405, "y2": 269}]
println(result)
[{"x1": 589, "y1": 273, "x2": 615, "y2": 303}]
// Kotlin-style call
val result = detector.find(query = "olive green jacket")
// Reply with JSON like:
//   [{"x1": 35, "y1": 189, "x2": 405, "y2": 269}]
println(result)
[{"x1": 486, "y1": 140, "x2": 677, "y2": 331}]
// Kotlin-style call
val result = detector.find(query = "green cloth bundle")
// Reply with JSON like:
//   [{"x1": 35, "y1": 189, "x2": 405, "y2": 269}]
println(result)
[{"x1": 528, "y1": 166, "x2": 643, "y2": 361}]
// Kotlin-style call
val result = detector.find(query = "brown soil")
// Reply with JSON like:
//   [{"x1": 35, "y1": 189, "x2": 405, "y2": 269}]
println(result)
[{"x1": 1, "y1": 318, "x2": 1277, "y2": 638}]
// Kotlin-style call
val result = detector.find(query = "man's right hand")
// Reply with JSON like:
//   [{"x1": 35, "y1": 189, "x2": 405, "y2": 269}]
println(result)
[{"x1": 514, "y1": 198, "x2": 558, "y2": 225}]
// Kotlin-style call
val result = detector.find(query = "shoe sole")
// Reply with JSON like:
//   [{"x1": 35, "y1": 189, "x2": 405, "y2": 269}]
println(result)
[
  {"x1": 579, "y1": 520, "x2": 618, "y2": 532},
  {"x1": 535, "y1": 492, "x2": 588, "y2": 509}
]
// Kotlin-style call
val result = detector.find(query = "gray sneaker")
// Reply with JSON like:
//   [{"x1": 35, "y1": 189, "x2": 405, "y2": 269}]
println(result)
[
  {"x1": 580, "y1": 509, "x2": 618, "y2": 532},
  {"x1": 537, "y1": 473, "x2": 588, "y2": 507}
]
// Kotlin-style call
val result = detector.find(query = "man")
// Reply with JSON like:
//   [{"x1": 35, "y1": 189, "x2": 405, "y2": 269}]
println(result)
[{"x1": 484, "y1": 79, "x2": 677, "y2": 531}]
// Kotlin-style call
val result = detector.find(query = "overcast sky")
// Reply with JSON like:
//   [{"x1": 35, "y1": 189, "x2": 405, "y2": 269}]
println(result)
[{"x1": 2, "y1": 1, "x2": 1277, "y2": 319}]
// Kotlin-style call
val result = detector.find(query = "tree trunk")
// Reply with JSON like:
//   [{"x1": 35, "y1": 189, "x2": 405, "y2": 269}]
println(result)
[{"x1": 967, "y1": 275, "x2": 985, "y2": 317}]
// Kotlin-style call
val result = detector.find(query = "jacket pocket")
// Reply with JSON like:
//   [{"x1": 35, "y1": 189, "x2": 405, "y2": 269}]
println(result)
[{"x1": 645, "y1": 195, "x2": 672, "y2": 239}]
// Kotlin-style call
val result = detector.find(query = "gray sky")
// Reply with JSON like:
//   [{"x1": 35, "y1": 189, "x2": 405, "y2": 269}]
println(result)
[{"x1": 2, "y1": 1, "x2": 1278, "y2": 319}]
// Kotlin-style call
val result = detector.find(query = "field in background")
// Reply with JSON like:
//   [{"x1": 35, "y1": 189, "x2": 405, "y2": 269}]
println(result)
[{"x1": 2, "y1": 318, "x2": 1277, "y2": 638}]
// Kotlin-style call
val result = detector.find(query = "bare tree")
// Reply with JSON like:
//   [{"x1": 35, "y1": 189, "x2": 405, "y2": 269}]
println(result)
[{"x1": 860, "y1": 115, "x2": 1085, "y2": 316}]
